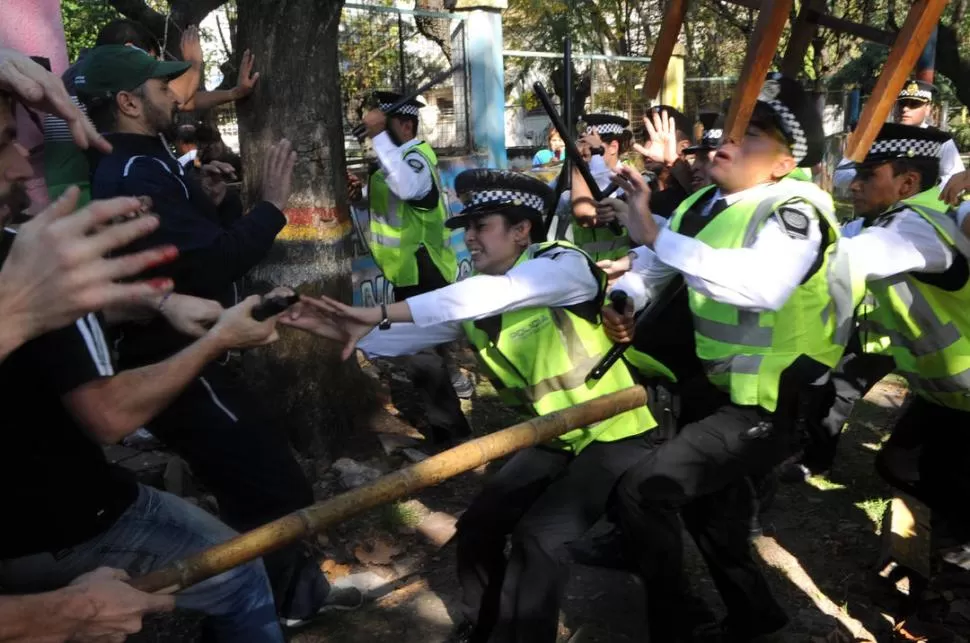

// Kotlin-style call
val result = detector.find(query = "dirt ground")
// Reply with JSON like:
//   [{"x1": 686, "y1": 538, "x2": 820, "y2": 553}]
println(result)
[{"x1": 131, "y1": 359, "x2": 969, "y2": 643}]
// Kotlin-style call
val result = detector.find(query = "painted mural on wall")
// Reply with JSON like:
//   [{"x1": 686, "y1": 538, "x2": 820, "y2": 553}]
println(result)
[{"x1": 351, "y1": 155, "x2": 563, "y2": 305}]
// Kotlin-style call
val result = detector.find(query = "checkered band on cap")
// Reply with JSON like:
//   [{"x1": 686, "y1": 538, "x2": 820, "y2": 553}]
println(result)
[
  {"x1": 702, "y1": 128, "x2": 723, "y2": 144},
  {"x1": 380, "y1": 102, "x2": 420, "y2": 117},
  {"x1": 586, "y1": 123, "x2": 625, "y2": 136},
  {"x1": 765, "y1": 99, "x2": 808, "y2": 163},
  {"x1": 462, "y1": 189, "x2": 546, "y2": 214},
  {"x1": 867, "y1": 137, "x2": 943, "y2": 160},
  {"x1": 898, "y1": 83, "x2": 933, "y2": 101}
]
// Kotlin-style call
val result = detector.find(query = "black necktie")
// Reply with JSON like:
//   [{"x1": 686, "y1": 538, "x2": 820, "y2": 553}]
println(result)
[{"x1": 707, "y1": 198, "x2": 728, "y2": 218}]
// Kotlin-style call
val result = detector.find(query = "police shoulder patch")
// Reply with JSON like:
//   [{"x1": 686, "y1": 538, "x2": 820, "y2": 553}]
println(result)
[
  {"x1": 777, "y1": 208, "x2": 810, "y2": 240},
  {"x1": 407, "y1": 158, "x2": 425, "y2": 173}
]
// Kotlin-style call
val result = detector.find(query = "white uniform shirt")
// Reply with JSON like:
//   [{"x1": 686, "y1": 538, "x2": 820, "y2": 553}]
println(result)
[
  {"x1": 614, "y1": 183, "x2": 824, "y2": 312},
  {"x1": 372, "y1": 132, "x2": 434, "y2": 201},
  {"x1": 838, "y1": 208, "x2": 954, "y2": 282},
  {"x1": 547, "y1": 156, "x2": 626, "y2": 242},
  {"x1": 358, "y1": 247, "x2": 600, "y2": 357}
]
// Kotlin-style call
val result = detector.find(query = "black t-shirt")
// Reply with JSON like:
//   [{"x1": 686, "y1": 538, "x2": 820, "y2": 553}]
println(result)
[{"x1": 0, "y1": 232, "x2": 137, "y2": 558}]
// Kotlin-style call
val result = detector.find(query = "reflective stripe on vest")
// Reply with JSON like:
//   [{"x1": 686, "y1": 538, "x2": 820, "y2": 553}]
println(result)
[
  {"x1": 367, "y1": 141, "x2": 457, "y2": 287},
  {"x1": 669, "y1": 179, "x2": 850, "y2": 412},
  {"x1": 868, "y1": 189, "x2": 970, "y2": 409},
  {"x1": 462, "y1": 241, "x2": 665, "y2": 453}
]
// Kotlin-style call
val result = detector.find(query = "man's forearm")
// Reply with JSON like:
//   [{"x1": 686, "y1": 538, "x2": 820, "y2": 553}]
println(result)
[
  {"x1": 0, "y1": 588, "x2": 91, "y2": 643},
  {"x1": 169, "y1": 62, "x2": 201, "y2": 108},
  {"x1": 70, "y1": 333, "x2": 229, "y2": 443},
  {"x1": 184, "y1": 88, "x2": 244, "y2": 112},
  {"x1": 0, "y1": 318, "x2": 27, "y2": 365}
]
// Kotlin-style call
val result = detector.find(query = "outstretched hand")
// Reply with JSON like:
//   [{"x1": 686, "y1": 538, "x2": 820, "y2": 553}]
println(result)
[
  {"x1": 281, "y1": 295, "x2": 381, "y2": 360},
  {"x1": 611, "y1": 166, "x2": 660, "y2": 247},
  {"x1": 634, "y1": 109, "x2": 678, "y2": 167},
  {"x1": 942, "y1": 170, "x2": 970, "y2": 206}
]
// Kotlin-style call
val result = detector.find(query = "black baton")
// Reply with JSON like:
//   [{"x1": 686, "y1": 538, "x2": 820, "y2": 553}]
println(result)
[{"x1": 586, "y1": 278, "x2": 685, "y2": 383}]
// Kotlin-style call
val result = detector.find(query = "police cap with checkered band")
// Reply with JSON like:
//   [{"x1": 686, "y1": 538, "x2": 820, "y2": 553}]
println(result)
[
  {"x1": 896, "y1": 79, "x2": 936, "y2": 105},
  {"x1": 373, "y1": 90, "x2": 425, "y2": 118},
  {"x1": 685, "y1": 110, "x2": 723, "y2": 155},
  {"x1": 582, "y1": 113, "x2": 631, "y2": 139},
  {"x1": 447, "y1": 169, "x2": 553, "y2": 231},
  {"x1": 855, "y1": 122, "x2": 950, "y2": 167},
  {"x1": 754, "y1": 72, "x2": 824, "y2": 168}
]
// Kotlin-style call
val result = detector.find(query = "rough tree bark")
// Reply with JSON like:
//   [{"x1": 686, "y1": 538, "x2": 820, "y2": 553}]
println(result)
[{"x1": 232, "y1": 0, "x2": 376, "y2": 458}]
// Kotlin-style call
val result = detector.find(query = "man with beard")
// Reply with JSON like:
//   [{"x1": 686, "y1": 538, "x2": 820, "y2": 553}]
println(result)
[
  {"x1": 351, "y1": 91, "x2": 473, "y2": 443},
  {"x1": 77, "y1": 44, "x2": 363, "y2": 627},
  {"x1": 0, "y1": 65, "x2": 293, "y2": 641}
]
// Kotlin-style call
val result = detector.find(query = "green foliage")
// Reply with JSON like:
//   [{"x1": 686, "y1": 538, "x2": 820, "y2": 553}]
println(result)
[
  {"x1": 952, "y1": 125, "x2": 970, "y2": 154},
  {"x1": 60, "y1": 0, "x2": 123, "y2": 62}
]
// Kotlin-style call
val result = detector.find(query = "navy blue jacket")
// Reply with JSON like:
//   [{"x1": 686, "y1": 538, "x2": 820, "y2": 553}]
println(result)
[{"x1": 90, "y1": 133, "x2": 286, "y2": 366}]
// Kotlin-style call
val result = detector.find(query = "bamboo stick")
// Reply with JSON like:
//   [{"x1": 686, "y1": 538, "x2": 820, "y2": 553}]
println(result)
[{"x1": 131, "y1": 386, "x2": 649, "y2": 594}]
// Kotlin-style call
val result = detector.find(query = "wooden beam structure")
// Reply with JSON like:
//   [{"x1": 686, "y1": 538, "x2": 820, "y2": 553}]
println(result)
[
  {"x1": 722, "y1": 0, "x2": 795, "y2": 144},
  {"x1": 844, "y1": 0, "x2": 949, "y2": 162},
  {"x1": 642, "y1": 0, "x2": 688, "y2": 107},
  {"x1": 780, "y1": 0, "x2": 825, "y2": 77},
  {"x1": 724, "y1": 0, "x2": 894, "y2": 46}
]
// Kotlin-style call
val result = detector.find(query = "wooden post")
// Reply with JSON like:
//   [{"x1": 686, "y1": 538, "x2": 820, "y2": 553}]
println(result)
[
  {"x1": 131, "y1": 386, "x2": 649, "y2": 594},
  {"x1": 722, "y1": 0, "x2": 795, "y2": 145},
  {"x1": 844, "y1": 0, "x2": 949, "y2": 162},
  {"x1": 642, "y1": 0, "x2": 689, "y2": 106},
  {"x1": 780, "y1": 0, "x2": 826, "y2": 78}
]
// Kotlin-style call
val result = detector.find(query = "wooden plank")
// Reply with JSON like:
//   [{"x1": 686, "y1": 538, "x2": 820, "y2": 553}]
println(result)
[
  {"x1": 780, "y1": 0, "x2": 825, "y2": 77},
  {"x1": 722, "y1": 0, "x2": 795, "y2": 145},
  {"x1": 844, "y1": 0, "x2": 949, "y2": 162},
  {"x1": 642, "y1": 0, "x2": 689, "y2": 106}
]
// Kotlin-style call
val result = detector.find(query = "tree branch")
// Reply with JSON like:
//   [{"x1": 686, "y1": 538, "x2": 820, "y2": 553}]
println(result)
[
  {"x1": 106, "y1": 0, "x2": 165, "y2": 35},
  {"x1": 936, "y1": 23, "x2": 970, "y2": 109}
]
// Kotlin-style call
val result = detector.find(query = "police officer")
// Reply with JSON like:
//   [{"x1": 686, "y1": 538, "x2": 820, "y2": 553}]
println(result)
[
  {"x1": 841, "y1": 123, "x2": 970, "y2": 553},
  {"x1": 834, "y1": 79, "x2": 965, "y2": 191},
  {"x1": 683, "y1": 111, "x2": 723, "y2": 193},
  {"x1": 568, "y1": 114, "x2": 635, "y2": 261},
  {"x1": 607, "y1": 73, "x2": 854, "y2": 641},
  {"x1": 284, "y1": 169, "x2": 676, "y2": 643},
  {"x1": 355, "y1": 91, "x2": 472, "y2": 440}
]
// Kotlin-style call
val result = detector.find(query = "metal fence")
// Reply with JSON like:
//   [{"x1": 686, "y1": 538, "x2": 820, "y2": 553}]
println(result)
[{"x1": 339, "y1": 1, "x2": 471, "y2": 160}]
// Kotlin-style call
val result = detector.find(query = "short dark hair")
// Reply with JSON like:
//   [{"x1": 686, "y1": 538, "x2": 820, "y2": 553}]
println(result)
[
  {"x1": 85, "y1": 83, "x2": 146, "y2": 132},
  {"x1": 890, "y1": 157, "x2": 940, "y2": 192},
  {"x1": 96, "y1": 19, "x2": 158, "y2": 55},
  {"x1": 601, "y1": 130, "x2": 633, "y2": 154},
  {"x1": 175, "y1": 124, "x2": 197, "y2": 145},
  {"x1": 498, "y1": 209, "x2": 544, "y2": 244}
]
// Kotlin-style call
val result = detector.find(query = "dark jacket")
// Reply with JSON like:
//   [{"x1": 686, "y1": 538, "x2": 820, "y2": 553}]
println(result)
[{"x1": 90, "y1": 133, "x2": 286, "y2": 366}]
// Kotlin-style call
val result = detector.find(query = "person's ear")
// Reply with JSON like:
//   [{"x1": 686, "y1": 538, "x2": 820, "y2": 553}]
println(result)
[
  {"x1": 771, "y1": 154, "x2": 797, "y2": 181},
  {"x1": 677, "y1": 139, "x2": 689, "y2": 157},
  {"x1": 514, "y1": 220, "x2": 532, "y2": 246},
  {"x1": 116, "y1": 91, "x2": 141, "y2": 119},
  {"x1": 900, "y1": 170, "x2": 922, "y2": 198}
]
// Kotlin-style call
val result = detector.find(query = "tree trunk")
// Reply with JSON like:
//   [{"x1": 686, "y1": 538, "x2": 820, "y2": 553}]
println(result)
[
  {"x1": 936, "y1": 24, "x2": 970, "y2": 110},
  {"x1": 235, "y1": 0, "x2": 375, "y2": 459}
]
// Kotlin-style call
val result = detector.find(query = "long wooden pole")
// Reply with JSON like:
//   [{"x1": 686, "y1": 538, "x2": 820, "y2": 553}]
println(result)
[
  {"x1": 131, "y1": 386, "x2": 649, "y2": 594},
  {"x1": 642, "y1": 0, "x2": 689, "y2": 106},
  {"x1": 844, "y1": 0, "x2": 949, "y2": 162},
  {"x1": 722, "y1": 0, "x2": 795, "y2": 144}
]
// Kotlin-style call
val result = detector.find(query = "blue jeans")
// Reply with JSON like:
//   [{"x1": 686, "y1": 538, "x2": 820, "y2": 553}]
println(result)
[{"x1": 0, "y1": 484, "x2": 284, "y2": 643}]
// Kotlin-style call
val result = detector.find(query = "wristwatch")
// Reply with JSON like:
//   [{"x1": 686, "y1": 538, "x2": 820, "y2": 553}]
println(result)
[{"x1": 378, "y1": 303, "x2": 392, "y2": 330}]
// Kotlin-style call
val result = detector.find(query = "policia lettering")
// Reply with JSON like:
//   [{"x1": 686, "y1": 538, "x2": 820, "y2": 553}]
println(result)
[{"x1": 463, "y1": 241, "x2": 670, "y2": 453}]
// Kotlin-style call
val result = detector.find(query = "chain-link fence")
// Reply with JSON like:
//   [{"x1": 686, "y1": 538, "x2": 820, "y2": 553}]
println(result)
[{"x1": 340, "y1": 1, "x2": 471, "y2": 161}]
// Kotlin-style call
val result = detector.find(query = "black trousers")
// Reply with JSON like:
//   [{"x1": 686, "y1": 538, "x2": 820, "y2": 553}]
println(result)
[
  {"x1": 801, "y1": 333, "x2": 895, "y2": 472},
  {"x1": 456, "y1": 434, "x2": 655, "y2": 643},
  {"x1": 146, "y1": 362, "x2": 330, "y2": 620},
  {"x1": 876, "y1": 396, "x2": 970, "y2": 541},
  {"x1": 394, "y1": 246, "x2": 470, "y2": 442},
  {"x1": 616, "y1": 388, "x2": 792, "y2": 641}
]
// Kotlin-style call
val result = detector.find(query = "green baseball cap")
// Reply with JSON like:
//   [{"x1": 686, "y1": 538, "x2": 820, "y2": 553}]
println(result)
[{"x1": 75, "y1": 45, "x2": 190, "y2": 102}]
